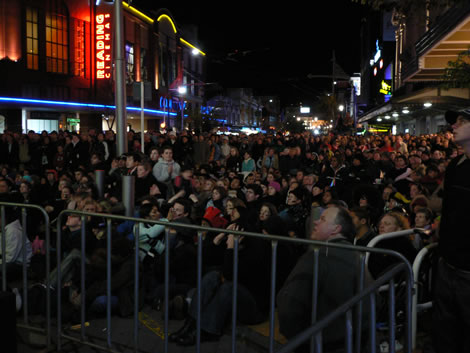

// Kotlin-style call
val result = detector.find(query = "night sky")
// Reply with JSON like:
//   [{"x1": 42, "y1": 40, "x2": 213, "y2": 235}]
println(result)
[{"x1": 132, "y1": 1, "x2": 367, "y2": 106}]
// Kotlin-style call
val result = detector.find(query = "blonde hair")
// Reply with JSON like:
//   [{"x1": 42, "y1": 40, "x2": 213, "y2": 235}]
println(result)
[{"x1": 380, "y1": 211, "x2": 410, "y2": 230}]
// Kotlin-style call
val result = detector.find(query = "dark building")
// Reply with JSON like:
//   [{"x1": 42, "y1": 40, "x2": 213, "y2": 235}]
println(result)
[{"x1": 0, "y1": 0, "x2": 206, "y2": 133}]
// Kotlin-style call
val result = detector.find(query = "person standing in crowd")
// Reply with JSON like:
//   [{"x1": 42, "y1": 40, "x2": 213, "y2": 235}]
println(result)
[{"x1": 433, "y1": 110, "x2": 470, "y2": 353}]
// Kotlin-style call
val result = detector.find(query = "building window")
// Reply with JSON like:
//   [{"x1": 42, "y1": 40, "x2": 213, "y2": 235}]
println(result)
[
  {"x1": 46, "y1": 1, "x2": 69, "y2": 74},
  {"x1": 26, "y1": 7, "x2": 39, "y2": 70},
  {"x1": 73, "y1": 20, "x2": 85, "y2": 77},
  {"x1": 140, "y1": 48, "x2": 147, "y2": 81},
  {"x1": 125, "y1": 43, "x2": 134, "y2": 83}
]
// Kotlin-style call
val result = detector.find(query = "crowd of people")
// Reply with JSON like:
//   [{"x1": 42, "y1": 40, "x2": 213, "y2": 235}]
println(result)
[{"x1": 0, "y1": 113, "x2": 468, "y2": 351}]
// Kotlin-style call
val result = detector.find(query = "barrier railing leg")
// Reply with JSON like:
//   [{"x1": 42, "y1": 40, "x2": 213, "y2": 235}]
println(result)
[
  {"x1": 231, "y1": 236, "x2": 239, "y2": 353},
  {"x1": 269, "y1": 240, "x2": 278, "y2": 353},
  {"x1": 310, "y1": 248, "x2": 319, "y2": 353}
]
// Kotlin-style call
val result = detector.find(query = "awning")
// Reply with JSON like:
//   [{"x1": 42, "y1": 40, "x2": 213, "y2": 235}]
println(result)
[{"x1": 358, "y1": 87, "x2": 470, "y2": 124}]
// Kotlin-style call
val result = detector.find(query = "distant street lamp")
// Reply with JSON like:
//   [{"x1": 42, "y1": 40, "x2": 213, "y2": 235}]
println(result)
[{"x1": 178, "y1": 86, "x2": 186, "y2": 130}]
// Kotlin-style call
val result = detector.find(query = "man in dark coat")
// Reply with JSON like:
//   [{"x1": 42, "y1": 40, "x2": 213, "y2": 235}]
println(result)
[{"x1": 277, "y1": 206, "x2": 371, "y2": 353}]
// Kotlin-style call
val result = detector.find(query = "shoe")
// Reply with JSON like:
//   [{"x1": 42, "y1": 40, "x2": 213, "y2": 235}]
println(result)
[
  {"x1": 169, "y1": 295, "x2": 188, "y2": 320},
  {"x1": 169, "y1": 318, "x2": 195, "y2": 343},
  {"x1": 176, "y1": 327, "x2": 221, "y2": 346}
]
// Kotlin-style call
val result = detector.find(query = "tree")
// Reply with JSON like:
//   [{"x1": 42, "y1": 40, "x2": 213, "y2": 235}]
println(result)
[
  {"x1": 351, "y1": 0, "x2": 463, "y2": 11},
  {"x1": 441, "y1": 49, "x2": 470, "y2": 89}
]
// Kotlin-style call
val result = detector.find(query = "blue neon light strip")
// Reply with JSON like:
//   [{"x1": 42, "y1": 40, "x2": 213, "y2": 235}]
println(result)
[{"x1": 0, "y1": 97, "x2": 177, "y2": 116}]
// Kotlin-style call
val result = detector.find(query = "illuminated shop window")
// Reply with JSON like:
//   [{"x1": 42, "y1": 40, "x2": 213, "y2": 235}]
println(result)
[
  {"x1": 46, "y1": 1, "x2": 69, "y2": 74},
  {"x1": 125, "y1": 43, "x2": 134, "y2": 83},
  {"x1": 74, "y1": 20, "x2": 85, "y2": 77},
  {"x1": 26, "y1": 7, "x2": 39, "y2": 70}
]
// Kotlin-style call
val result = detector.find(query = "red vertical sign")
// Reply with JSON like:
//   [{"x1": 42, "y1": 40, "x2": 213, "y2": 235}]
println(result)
[{"x1": 95, "y1": 13, "x2": 111, "y2": 79}]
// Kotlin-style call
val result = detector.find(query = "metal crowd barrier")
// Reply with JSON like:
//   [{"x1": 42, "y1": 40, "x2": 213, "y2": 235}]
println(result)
[
  {"x1": 0, "y1": 202, "x2": 52, "y2": 348},
  {"x1": 412, "y1": 243, "x2": 438, "y2": 349},
  {"x1": 1, "y1": 203, "x2": 415, "y2": 353},
  {"x1": 365, "y1": 228, "x2": 438, "y2": 350}
]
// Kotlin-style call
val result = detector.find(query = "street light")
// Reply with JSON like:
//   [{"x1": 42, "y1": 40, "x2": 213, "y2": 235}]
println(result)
[
  {"x1": 338, "y1": 105, "x2": 344, "y2": 112},
  {"x1": 178, "y1": 86, "x2": 186, "y2": 130}
]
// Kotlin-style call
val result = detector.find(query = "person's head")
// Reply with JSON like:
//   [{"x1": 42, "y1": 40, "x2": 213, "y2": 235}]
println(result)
[
  {"x1": 126, "y1": 153, "x2": 141, "y2": 169},
  {"x1": 409, "y1": 183, "x2": 425, "y2": 199},
  {"x1": 171, "y1": 198, "x2": 190, "y2": 220},
  {"x1": 230, "y1": 177, "x2": 241, "y2": 190},
  {"x1": 382, "y1": 185, "x2": 394, "y2": 201},
  {"x1": 378, "y1": 211, "x2": 410, "y2": 234},
  {"x1": 225, "y1": 197, "x2": 245, "y2": 219},
  {"x1": 19, "y1": 181, "x2": 31, "y2": 195},
  {"x1": 445, "y1": 110, "x2": 470, "y2": 132},
  {"x1": 259, "y1": 203, "x2": 278, "y2": 222},
  {"x1": 162, "y1": 146, "x2": 174, "y2": 162},
  {"x1": 245, "y1": 184, "x2": 262, "y2": 203},
  {"x1": 61, "y1": 186, "x2": 73, "y2": 200},
  {"x1": 0, "y1": 179, "x2": 10, "y2": 194},
  {"x1": 395, "y1": 155, "x2": 407, "y2": 168},
  {"x1": 322, "y1": 189, "x2": 335, "y2": 205},
  {"x1": 137, "y1": 162, "x2": 152, "y2": 179},
  {"x1": 203, "y1": 178, "x2": 215, "y2": 192},
  {"x1": 229, "y1": 147, "x2": 239, "y2": 157},
  {"x1": 267, "y1": 181, "x2": 281, "y2": 196},
  {"x1": 311, "y1": 206, "x2": 355, "y2": 242},
  {"x1": 243, "y1": 151, "x2": 251, "y2": 160},
  {"x1": 415, "y1": 207, "x2": 433, "y2": 228},
  {"x1": 287, "y1": 188, "x2": 303, "y2": 206},
  {"x1": 212, "y1": 186, "x2": 226, "y2": 201},
  {"x1": 74, "y1": 169, "x2": 85, "y2": 182},
  {"x1": 139, "y1": 203, "x2": 161, "y2": 221},
  {"x1": 244, "y1": 173, "x2": 255, "y2": 185},
  {"x1": 90, "y1": 153, "x2": 103, "y2": 166},
  {"x1": 181, "y1": 167, "x2": 193, "y2": 180},
  {"x1": 349, "y1": 206, "x2": 370, "y2": 231},
  {"x1": 149, "y1": 147, "x2": 160, "y2": 162}
]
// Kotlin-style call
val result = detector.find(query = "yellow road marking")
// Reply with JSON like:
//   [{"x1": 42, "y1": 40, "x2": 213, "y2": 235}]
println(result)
[{"x1": 139, "y1": 312, "x2": 165, "y2": 340}]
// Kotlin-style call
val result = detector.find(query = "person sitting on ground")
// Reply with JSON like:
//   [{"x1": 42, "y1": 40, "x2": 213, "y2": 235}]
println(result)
[
  {"x1": 169, "y1": 204, "x2": 271, "y2": 346},
  {"x1": 367, "y1": 211, "x2": 418, "y2": 279},
  {"x1": 277, "y1": 206, "x2": 371, "y2": 353},
  {"x1": 349, "y1": 206, "x2": 377, "y2": 247}
]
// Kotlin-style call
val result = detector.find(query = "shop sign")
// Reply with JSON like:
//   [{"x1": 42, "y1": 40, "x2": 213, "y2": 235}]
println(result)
[
  {"x1": 379, "y1": 80, "x2": 392, "y2": 95},
  {"x1": 159, "y1": 97, "x2": 186, "y2": 111},
  {"x1": 95, "y1": 13, "x2": 112, "y2": 79}
]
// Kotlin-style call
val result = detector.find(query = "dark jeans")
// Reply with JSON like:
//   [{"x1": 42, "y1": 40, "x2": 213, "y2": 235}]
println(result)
[
  {"x1": 90, "y1": 295, "x2": 119, "y2": 314},
  {"x1": 188, "y1": 270, "x2": 264, "y2": 335},
  {"x1": 433, "y1": 259, "x2": 470, "y2": 353}
]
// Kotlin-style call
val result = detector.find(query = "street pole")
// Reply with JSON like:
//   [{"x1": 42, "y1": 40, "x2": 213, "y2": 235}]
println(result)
[
  {"x1": 181, "y1": 98, "x2": 184, "y2": 131},
  {"x1": 114, "y1": 0, "x2": 127, "y2": 155},
  {"x1": 141, "y1": 81, "x2": 145, "y2": 153}
]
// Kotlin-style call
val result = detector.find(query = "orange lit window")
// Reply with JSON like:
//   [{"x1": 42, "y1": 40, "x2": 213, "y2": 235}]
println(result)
[
  {"x1": 125, "y1": 43, "x2": 134, "y2": 84},
  {"x1": 26, "y1": 7, "x2": 39, "y2": 70},
  {"x1": 46, "y1": 1, "x2": 68, "y2": 74},
  {"x1": 74, "y1": 20, "x2": 85, "y2": 77}
]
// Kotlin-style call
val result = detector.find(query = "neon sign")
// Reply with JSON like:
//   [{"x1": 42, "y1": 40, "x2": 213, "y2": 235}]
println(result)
[
  {"x1": 159, "y1": 97, "x2": 186, "y2": 111},
  {"x1": 95, "y1": 13, "x2": 112, "y2": 79},
  {"x1": 379, "y1": 80, "x2": 392, "y2": 95}
]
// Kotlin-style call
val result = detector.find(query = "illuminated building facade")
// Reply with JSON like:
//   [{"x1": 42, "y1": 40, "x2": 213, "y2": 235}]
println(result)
[{"x1": 0, "y1": 0, "x2": 206, "y2": 133}]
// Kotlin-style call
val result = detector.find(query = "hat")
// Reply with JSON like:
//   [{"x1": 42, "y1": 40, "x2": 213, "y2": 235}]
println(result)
[
  {"x1": 203, "y1": 206, "x2": 228, "y2": 229},
  {"x1": 46, "y1": 169, "x2": 58, "y2": 181},
  {"x1": 268, "y1": 181, "x2": 281, "y2": 193},
  {"x1": 289, "y1": 187, "x2": 304, "y2": 201},
  {"x1": 445, "y1": 110, "x2": 470, "y2": 125}
]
